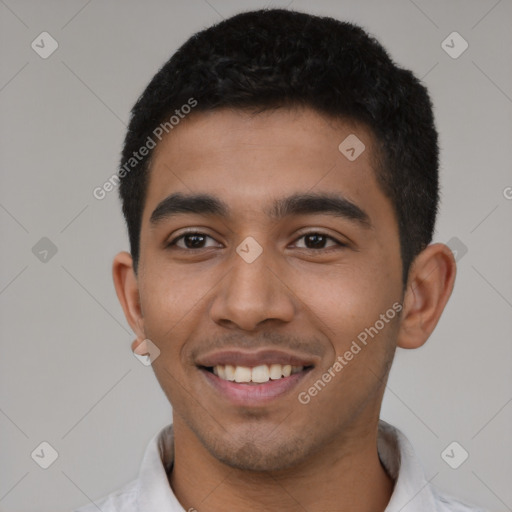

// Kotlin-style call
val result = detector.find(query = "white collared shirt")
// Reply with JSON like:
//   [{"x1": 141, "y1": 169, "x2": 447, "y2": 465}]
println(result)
[{"x1": 74, "y1": 420, "x2": 486, "y2": 511}]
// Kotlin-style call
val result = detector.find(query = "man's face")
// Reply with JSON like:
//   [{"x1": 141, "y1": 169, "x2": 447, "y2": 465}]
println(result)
[{"x1": 136, "y1": 107, "x2": 404, "y2": 471}]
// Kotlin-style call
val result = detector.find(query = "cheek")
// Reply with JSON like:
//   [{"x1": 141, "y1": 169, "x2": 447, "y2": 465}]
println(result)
[
  {"x1": 295, "y1": 271, "x2": 399, "y2": 403},
  {"x1": 137, "y1": 264, "x2": 216, "y2": 353},
  {"x1": 291, "y1": 262, "x2": 397, "y2": 342},
  {"x1": 290, "y1": 262, "x2": 400, "y2": 390}
]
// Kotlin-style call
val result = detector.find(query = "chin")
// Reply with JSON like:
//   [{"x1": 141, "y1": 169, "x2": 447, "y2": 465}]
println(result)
[{"x1": 206, "y1": 433, "x2": 310, "y2": 473}]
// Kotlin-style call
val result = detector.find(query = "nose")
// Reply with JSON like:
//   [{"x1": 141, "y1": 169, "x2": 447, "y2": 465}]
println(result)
[{"x1": 209, "y1": 245, "x2": 296, "y2": 331}]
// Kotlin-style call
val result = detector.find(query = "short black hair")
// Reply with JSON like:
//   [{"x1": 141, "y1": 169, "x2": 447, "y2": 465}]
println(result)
[{"x1": 119, "y1": 8, "x2": 439, "y2": 287}]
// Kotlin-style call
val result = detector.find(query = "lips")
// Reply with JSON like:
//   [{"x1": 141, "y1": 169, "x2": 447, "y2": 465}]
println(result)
[
  {"x1": 196, "y1": 348, "x2": 317, "y2": 368},
  {"x1": 196, "y1": 348, "x2": 318, "y2": 406}
]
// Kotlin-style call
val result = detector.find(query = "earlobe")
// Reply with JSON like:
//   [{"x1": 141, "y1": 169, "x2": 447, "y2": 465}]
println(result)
[
  {"x1": 131, "y1": 337, "x2": 149, "y2": 355},
  {"x1": 396, "y1": 243, "x2": 457, "y2": 349},
  {"x1": 112, "y1": 251, "x2": 145, "y2": 340}
]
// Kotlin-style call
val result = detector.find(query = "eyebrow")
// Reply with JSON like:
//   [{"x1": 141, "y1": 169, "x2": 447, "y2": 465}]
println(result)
[{"x1": 149, "y1": 192, "x2": 373, "y2": 229}]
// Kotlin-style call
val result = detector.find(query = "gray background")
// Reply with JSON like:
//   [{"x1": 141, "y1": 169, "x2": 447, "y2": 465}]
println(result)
[{"x1": 0, "y1": 1, "x2": 511, "y2": 511}]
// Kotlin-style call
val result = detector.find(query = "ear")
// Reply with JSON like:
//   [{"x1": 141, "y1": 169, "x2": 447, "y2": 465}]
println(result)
[
  {"x1": 112, "y1": 251, "x2": 145, "y2": 352},
  {"x1": 397, "y1": 243, "x2": 457, "y2": 349}
]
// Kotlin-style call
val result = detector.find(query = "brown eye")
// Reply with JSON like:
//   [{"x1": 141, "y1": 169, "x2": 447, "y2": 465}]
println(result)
[
  {"x1": 167, "y1": 232, "x2": 219, "y2": 250},
  {"x1": 304, "y1": 234, "x2": 329, "y2": 249},
  {"x1": 294, "y1": 232, "x2": 345, "y2": 250}
]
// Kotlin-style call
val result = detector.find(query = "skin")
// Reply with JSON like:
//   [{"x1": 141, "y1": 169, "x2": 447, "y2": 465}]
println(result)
[{"x1": 113, "y1": 107, "x2": 456, "y2": 512}]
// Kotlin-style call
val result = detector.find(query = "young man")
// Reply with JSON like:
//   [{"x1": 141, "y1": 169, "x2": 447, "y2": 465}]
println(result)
[{"x1": 77, "y1": 8, "x2": 486, "y2": 512}]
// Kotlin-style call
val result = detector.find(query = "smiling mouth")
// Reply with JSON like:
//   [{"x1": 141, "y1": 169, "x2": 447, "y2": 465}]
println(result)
[{"x1": 202, "y1": 363, "x2": 314, "y2": 384}]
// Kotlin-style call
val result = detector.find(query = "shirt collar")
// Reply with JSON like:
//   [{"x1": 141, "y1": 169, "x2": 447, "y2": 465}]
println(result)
[
  {"x1": 378, "y1": 420, "x2": 440, "y2": 511},
  {"x1": 136, "y1": 423, "x2": 181, "y2": 510}
]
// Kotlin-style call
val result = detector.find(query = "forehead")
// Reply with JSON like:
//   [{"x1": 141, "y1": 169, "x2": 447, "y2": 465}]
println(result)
[{"x1": 142, "y1": 107, "x2": 395, "y2": 233}]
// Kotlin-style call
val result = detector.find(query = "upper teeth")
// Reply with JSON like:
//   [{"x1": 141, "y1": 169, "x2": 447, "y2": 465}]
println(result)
[{"x1": 212, "y1": 364, "x2": 304, "y2": 383}]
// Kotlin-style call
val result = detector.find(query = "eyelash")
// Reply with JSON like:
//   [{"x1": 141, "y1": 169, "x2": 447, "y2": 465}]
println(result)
[{"x1": 166, "y1": 230, "x2": 347, "y2": 252}]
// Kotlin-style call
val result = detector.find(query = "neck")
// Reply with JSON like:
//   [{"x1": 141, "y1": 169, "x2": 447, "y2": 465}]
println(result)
[{"x1": 169, "y1": 417, "x2": 394, "y2": 512}]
